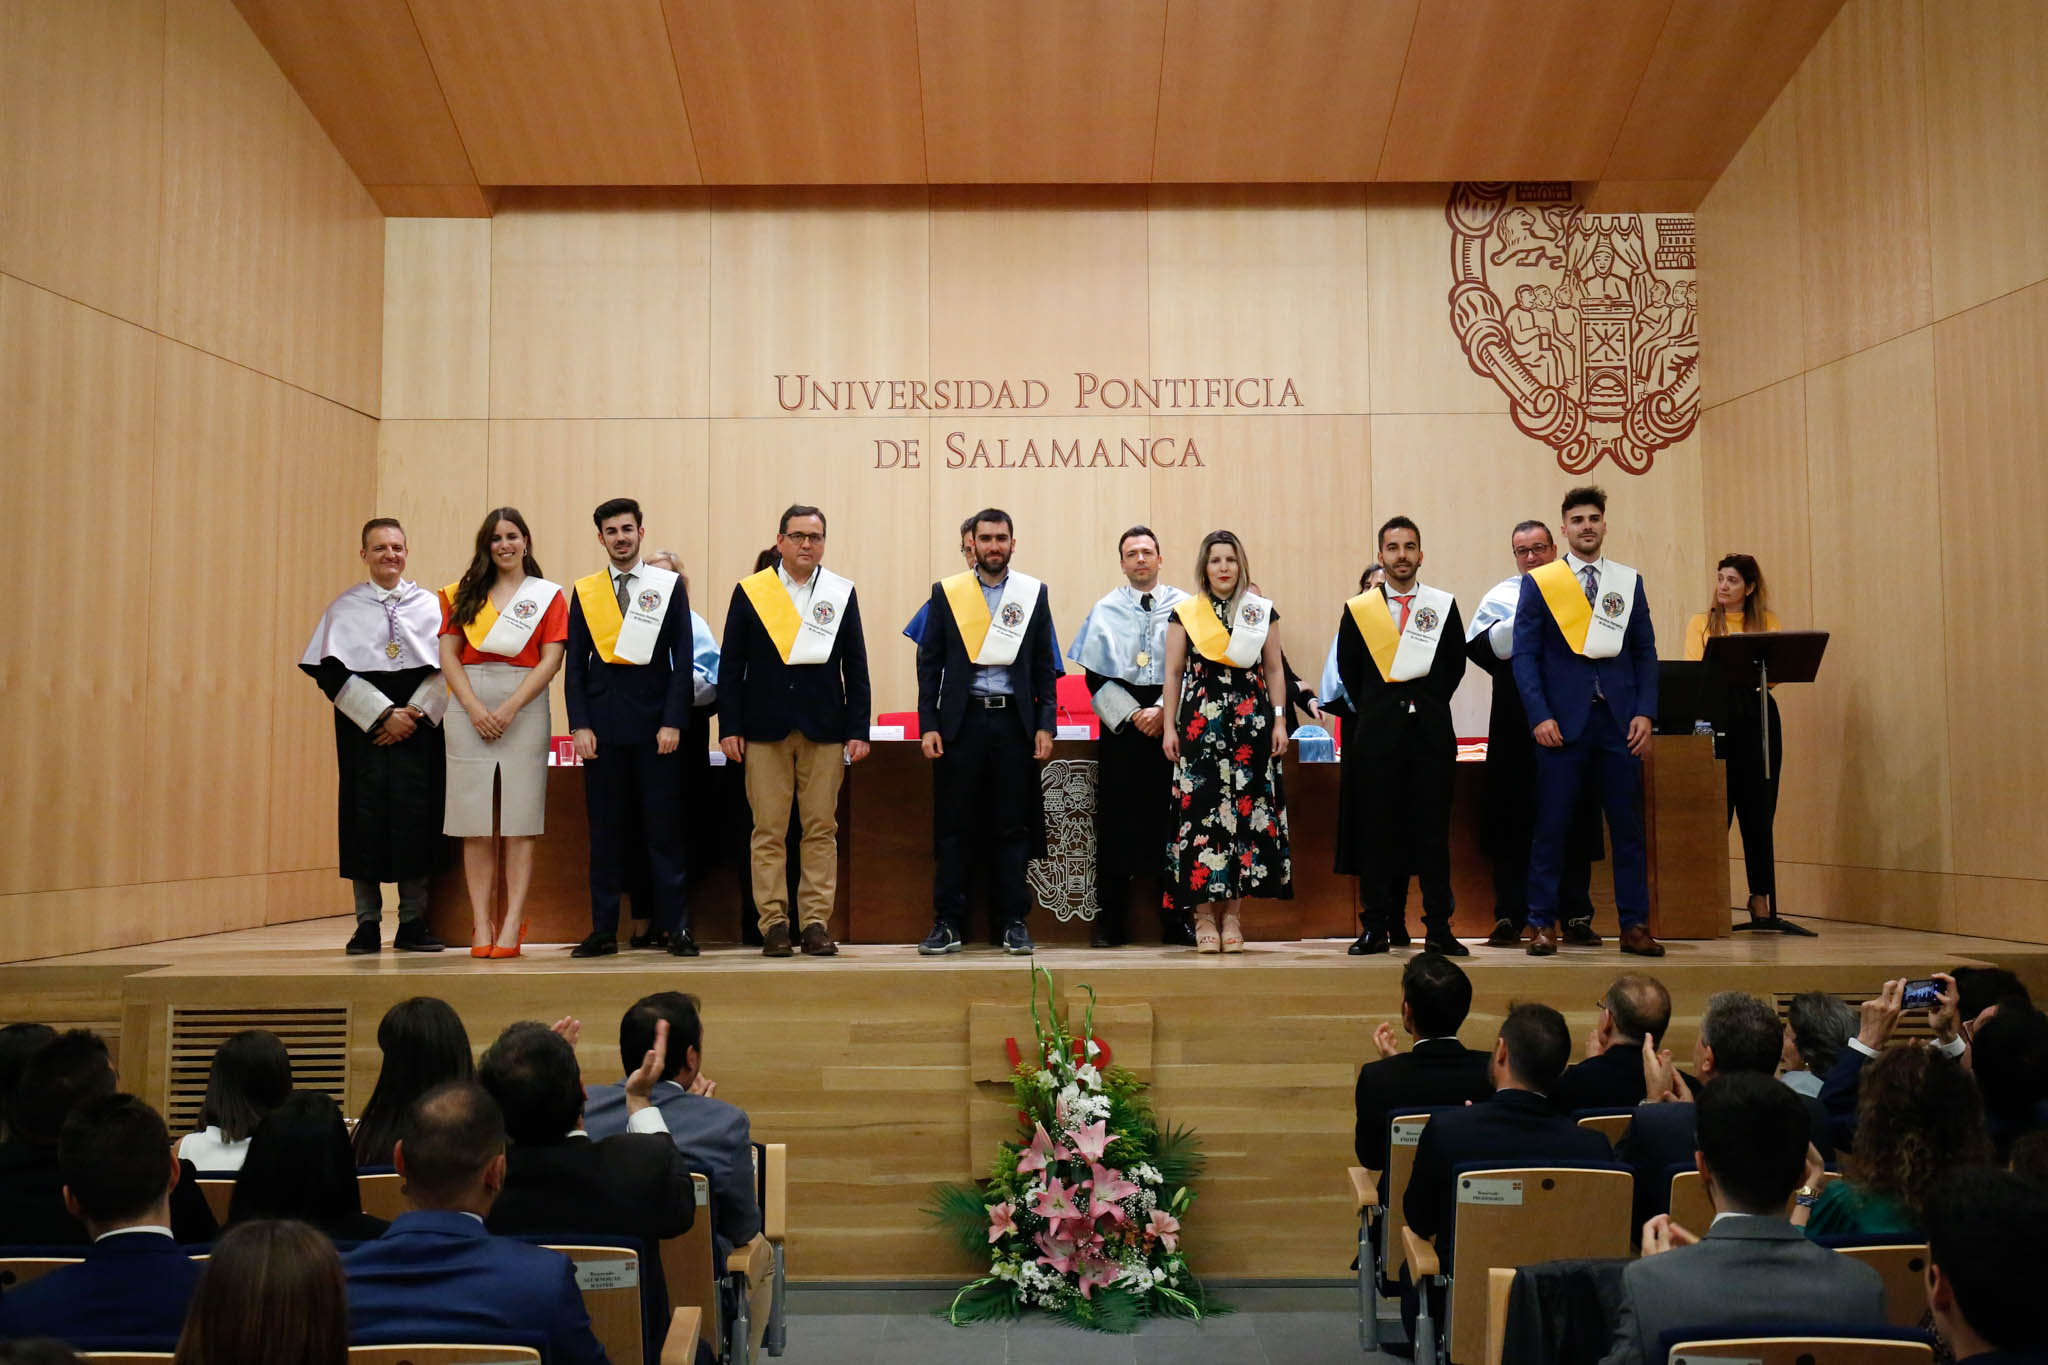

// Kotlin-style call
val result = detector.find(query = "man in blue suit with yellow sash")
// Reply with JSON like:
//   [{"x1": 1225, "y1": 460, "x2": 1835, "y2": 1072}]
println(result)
[{"x1": 1512, "y1": 485, "x2": 1664, "y2": 958}]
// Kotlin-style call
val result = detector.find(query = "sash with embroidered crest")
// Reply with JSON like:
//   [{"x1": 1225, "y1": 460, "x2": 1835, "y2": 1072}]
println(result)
[
  {"x1": 941, "y1": 570, "x2": 1041, "y2": 666},
  {"x1": 1174, "y1": 592, "x2": 1271, "y2": 668},
  {"x1": 1348, "y1": 583, "x2": 1454, "y2": 682},
  {"x1": 1531, "y1": 558, "x2": 1637, "y2": 659},
  {"x1": 740, "y1": 566, "x2": 853, "y2": 666},
  {"x1": 574, "y1": 564, "x2": 679, "y2": 666},
  {"x1": 443, "y1": 575, "x2": 561, "y2": 660}
]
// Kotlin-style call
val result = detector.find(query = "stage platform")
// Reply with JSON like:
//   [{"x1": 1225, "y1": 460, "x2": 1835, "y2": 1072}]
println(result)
[{"x1": 10, "y1": 917, "x2": 2048, "y2": 1283}]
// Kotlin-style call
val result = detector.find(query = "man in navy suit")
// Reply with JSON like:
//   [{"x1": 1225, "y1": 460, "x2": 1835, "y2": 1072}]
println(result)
[
  {"x1": 718, "y1": 504, "x2": 872, "y2": 959},
  {"x1": 1551, "y1": 973, "x2": 1671, "y2": 1112},
  {"x1": 566, "y1": 497, "x2": 699, "y2": 959},
  {"x1": 914, "y1": 508, "x2": 1059, "y2": 957},
  {"x1": 1354, "y1": 953, "x2": 1493, "y2": 1170},
  {"x1": 0, "y1": 1094, "x2": 202, "y2": 1347},
  {"x1": 1512, "y1": 485, "x2": 1663, "y2": 957},
  {"x1": 341, "y1": 1081, "x2": 607, "y2": 1365}
]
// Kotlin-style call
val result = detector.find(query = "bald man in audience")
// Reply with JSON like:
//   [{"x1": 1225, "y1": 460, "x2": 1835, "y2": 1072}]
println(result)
[{"x1": 1551, "y1": 973, "x2": 1671, "y2": 1111}]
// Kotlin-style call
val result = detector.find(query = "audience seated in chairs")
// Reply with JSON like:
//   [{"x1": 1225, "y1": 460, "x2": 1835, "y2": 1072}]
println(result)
[
  {"x1": 479, "y1": 1018, "x2": 697, "y2": 1363},
  {"x1": 172, "y1": 1218, "x2": 348, "y2": 1365},
  {"x1": 1968, "y1": 1001, "x2": 2048, "y2": 1161},
  {"x1": 352, "y1": 998, "x2": 476, "y2": 1168},
  {"x1": 0, "y1": 1030, "x2": 216, "y2": 1245},
  {"x1": 177, "y1": 1030, "x2": 293, "y2": 1173},
  {"x1": 1817, "y1": 973, "x2": 1986, "y2": 1149},
  {"x1": 1352, "y1": 952, "x2": 1492, "y2": 1171},
  {"x1": 1616, "y1": 990, "x2": 1836, "y2": 1236},
  {"x1": 583, "y1": 992, "x2": 762, "y2": 1257},
  {"x1": 340, "y1": 1081, "x2": 607, "y2": 1365},
  {"x1": 1796, "y1": 1044, "x2": 1991, "y2": 1240},
  {"x1": 1779, "y1": 991, "x2": 1856, "y2": 1098},
  {"x1": 0, "y1": 1023, "x2": 56, "y2": 1143},
  {"x1": 0, "y1": 1093, "x2": 205, "y2": 1346},
  {"x1": 1922, "y1": 1166, "x2": 2048, "y2": 1365},
  {"x1": 228, "y1": 1091, "x2": 388, "y2": 1242},
  {"x1": 1600, "y1": 1072, "x2": 1886, "y2": 1365},
  {"x1": 1552, "y1": 973, "x2": 1672, "y2": 1113}
]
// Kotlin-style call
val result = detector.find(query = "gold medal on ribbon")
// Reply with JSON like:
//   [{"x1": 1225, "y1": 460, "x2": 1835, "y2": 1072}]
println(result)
[
  {"x1": 1135, "y1": 651, "x2": 1150, "y2": 668},
  {"x1": 385, "y1": 641, "x2": 401, "y2": 659}
]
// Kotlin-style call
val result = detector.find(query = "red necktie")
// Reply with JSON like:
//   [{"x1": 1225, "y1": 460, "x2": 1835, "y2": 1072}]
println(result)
[{"x1": 1394, "y1": 594, "x2": 1414, "y2": 632}]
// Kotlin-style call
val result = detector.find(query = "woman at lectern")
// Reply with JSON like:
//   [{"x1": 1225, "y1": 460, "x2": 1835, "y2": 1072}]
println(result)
[
  {"x1": 1686, "y1": 554, "x2": 1782, "y2": 925},
  {"x1": 438, "y1": 508, "x2": 568, "y2": 958},
  {"x1": 1161, "y1": 530, "x2": 1292, "y2": 953}
]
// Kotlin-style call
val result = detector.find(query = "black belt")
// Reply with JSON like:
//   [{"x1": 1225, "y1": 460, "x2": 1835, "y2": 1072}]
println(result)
[{"x1": 970, "y1": 694, "x2": 1012, "y2": 710}]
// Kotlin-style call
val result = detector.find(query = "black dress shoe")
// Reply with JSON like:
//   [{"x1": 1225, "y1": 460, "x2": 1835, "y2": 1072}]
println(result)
[
  {"x1": 345, "y1": 923, "x2": 380, "y2": 955},
  {"x1": 1484, "y1": 918, "x2": 1523, "y2": 948},
  {"x1": 668, "y1": 930, "x2": 700, "y2": 957},
  {"x1": 1423, "y1": 933, "x2": 1470, "y2": 958},
  {"x1": 918, "y1": 923, "x2": 963, "y2": 955},
  {"x1": 1387, "y1": 924, "x2": 1412, "y2": 948},
  {"x1": 629, "y1": 928, "x2": 669, "y2": 950},
  {"x1": 1562, "y1": 919, "x2": 1604, "y2": 947},
  {"x1": 570, "y1": 932, "x2": 617, "y2": 959},
  {"x1": 1348, "y1": 930, "x2": 1391, "y2": 956},
  {"x1": 393, "y1": 921, "x2": 445, "y2": 953},
  {"x1": 1003, "y1": 922, "x2": 1036, "y2": 955}
]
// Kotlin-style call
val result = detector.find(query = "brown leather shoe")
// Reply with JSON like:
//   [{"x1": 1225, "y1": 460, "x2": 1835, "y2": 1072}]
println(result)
[
  {"x1": 1619, "y1": 924, "x2": 1666, "y2": 957},
  {"x1": 1527, "y1": 925, "x2": 1558, "y2": 956},
  {"x1": 800, "y1": 923, "x2": 838, "y2": 957},
  {"x1": 762, "y1": 923, "x2": 794, "y2": 958}
]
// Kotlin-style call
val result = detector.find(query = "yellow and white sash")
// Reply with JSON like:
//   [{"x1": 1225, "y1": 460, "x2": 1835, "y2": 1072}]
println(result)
[
  {"x1": 941, "y1": 569, "x2": 1042, "y2": 666},
  {"x1": 574, "y1": 563, "x2": 679, "y2": 666},
  {"x1": 739, "y1": 566, "x2": 853, "y2": 666},
  {"x1": 1174, "y1": 592, "x2": 1272, "y2": 668},
  {"x1": 444, "y1": 575, "x2": 560, "y2": 659},
  {"x1": 1531, "y1": 558, "x2": 1638, "y2": 659},
  {"x1": 1348, "y1": 583, "x2": 1454, "y2": 682}
]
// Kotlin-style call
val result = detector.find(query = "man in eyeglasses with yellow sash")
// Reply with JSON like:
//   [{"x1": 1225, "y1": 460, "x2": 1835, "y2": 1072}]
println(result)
[
  {"x1": 915, "y1": 508, "x2": 1058, "y2": 957},
  {"x1": 1512, "y1": 485, "x2": 1664, "y2": 959},
  {"x1": 564, "y1": 497, "x2": 697, "y2": 960},
  {"x1": 1332, "y1": 516, "x2": 1468, "y2": 957},
  {"x1": 717, "y1": 504, "x2": 871, "y2": 959}
]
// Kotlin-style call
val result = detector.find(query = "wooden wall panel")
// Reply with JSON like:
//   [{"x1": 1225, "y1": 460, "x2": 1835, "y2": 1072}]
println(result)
[
  {"x1": 0, "y1": 280, "x2": 158, "y2": 895},
  {"x1": 382, "y1": 219, "x2": 492, "y2": 420},
  {"x1": 1363, "y1": 185, "x2": 1508, "y2": 415},
  {"x1": 0, "y1": 874, "x2": 285, "y2": 965},
  {"x1": 0, "y1": 0, "x2": 165, "y2": 328},
  {"x1": 489, "y1": 191, "x2": 711, "y2": 419},
  {"x1": 404, "y1": 0, "x2": 700, "y2": 186},
  {"x1": 369, "y1": 185, "x2": 496, "y2": 219},
  {"x1": 1934, "y1": 280, "x2": 2048, "y2": 881},
  {"x1": 1801, "y1": 329, "x2": 1949, "y2": 874},
  {"x1": 1791, "y1": 0, "x2": 1933, "y2": 370},
  {"x1": 1146, "y1": 187, "x2": 1370, "y2": 416},
  {"x1": 928, "y1": 188, "x2": 1150, "y2": 420},
  {"x1": 1921, "y1": 0, "x2": 2048, "y2": 320},
  {"x1": 280, "y1": 96, "x2": 384, "y2": 416},
  {"x1": 1149, "y1": 0, "x2": 1415, "y2": 184},
  {"x1": 916, "y1": 1, "x2": 1168, "y2": 183},
  {"x1": 664, "y1": 0, "x2": 924, "y2": 185},
  {"x1": 374, "y1": 421, "x2": 491, "y2": 595},
  {"x1": 486, "y1": 421, "x2": 710, "y2": 733},
  {"x1": 706, "y1": 188, "x2": 928, "y2": 420},
  {"x1": 1695, "y1": 90, "x2": 1805, "y2": 406},
  {"x1": 142, "y1": 341, "x2": 283, "y2": 884}
]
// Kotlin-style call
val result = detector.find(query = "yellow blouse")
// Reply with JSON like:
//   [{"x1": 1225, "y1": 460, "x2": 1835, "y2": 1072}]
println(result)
[{"x1": 1684, "y1": 609, "x2": 1780, "y2": 660}]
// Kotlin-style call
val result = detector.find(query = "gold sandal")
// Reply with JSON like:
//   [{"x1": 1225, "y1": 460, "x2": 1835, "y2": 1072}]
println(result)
[{"x1": 1195, "y1": 908, "x2": 1221, "y2": 954}]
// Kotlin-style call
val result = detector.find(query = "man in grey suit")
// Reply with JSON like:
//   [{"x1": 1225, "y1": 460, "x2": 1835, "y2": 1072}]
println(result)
[
  {"x1": 583, "y1": 991, "x2": 763, "y2": 1256},
  {"x1": 1600, "y1": 1073, "x2": 1885, "y2": 1365}
]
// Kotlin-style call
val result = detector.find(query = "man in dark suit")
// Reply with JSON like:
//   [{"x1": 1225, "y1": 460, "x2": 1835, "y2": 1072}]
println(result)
[
  {"x1": 1617, "y1": 990, "x2": 1836, "y2": 1236},
  {"x1": 341, "y1": 1081, "x2": 606, "y2": 1365},
  {"x1": 1923, "y1": 1167, "x2": 2048, "y2": 1365},
  {"x1": 1354, "y1": 952, "x2": 1493, "y2": 1170},
  {"x1": 1552, "y1": 973, "x2": 1672, "y2": 1112},
  {"x1": 0, "y1": 1030, "x2": 215, "y2": 1245},
  {"x1": 914, "y1": 507, "x2": 1058, "y2": 957},
  {"x1": 1404, "y1": 1002, "x2": 1614, "y2": 1257},
  {"x1": 480, "y1": 1020, "x2": 694, "y2": 1364},
  {"x1": 566, "y1": 496, "x2": 699, "y2": 959},
  {"x1": 1600, "y1": 1074, "x2": 1884, "y2": 1365},
  {"x1": 1512, "y1": 485, "x2": 1663, "y2": 958},
  {"x1": 0, "y1": 1094, "x2": 202, "y2": 1347},
  {"x1": 718, "y1": 504, "x2": 872, "y2": 959}
]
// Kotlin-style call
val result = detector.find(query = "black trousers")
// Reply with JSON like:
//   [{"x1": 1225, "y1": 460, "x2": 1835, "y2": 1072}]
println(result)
[
  {"x1": 1724, "y1": 695, "x2": 1782, "y2": 900},
  {"x1": 933, "y1": 704, "x2": 1035, "y2": 932},
  {"x1": 1358, "y1": 750, "x2": 1456, "y2": 935},
  {"x1": 1093, "y1": 719, "x2": 1173, "y2": 941},
  {"x1": 585, "y1": 740, "x2": 689, "y2": 935}
]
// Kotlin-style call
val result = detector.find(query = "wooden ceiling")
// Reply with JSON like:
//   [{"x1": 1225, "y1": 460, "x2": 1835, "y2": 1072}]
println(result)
[{"x1": 232, "y1": 0, "x2": 1845, "y2": 215}]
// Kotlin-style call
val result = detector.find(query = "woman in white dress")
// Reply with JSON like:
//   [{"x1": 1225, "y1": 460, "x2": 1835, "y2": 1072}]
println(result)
[{"x1": 177, "y1": 1029, "x2": 292, "y2": 1171}]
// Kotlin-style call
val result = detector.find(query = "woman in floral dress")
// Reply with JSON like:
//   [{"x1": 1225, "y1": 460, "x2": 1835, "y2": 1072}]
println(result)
[{"x1": 1160, "y1": 530, "x2": 1292, "y2": 952}]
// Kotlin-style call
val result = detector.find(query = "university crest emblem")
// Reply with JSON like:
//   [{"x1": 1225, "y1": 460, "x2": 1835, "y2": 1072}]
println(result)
[
  {"x1": 1413, "y1": 606, "x2": 1440, "y2": 633},
  {"x1": 1447, "y1": 183, "x2": 1699, "y2": 474},
  {"x1": 512, "y1": 599, "x2": 538, "y2": 621},
  {"x1": 1000, "y1": 602, "x2": 1024, "y2": 628},
  {"x1": 636, "y1": 589, "x2": 662, "y2": 613},
  {"x1": 1026, "y1": 760, "x2": 1100, "y2": 923},
  {"x1": 1602, "y1": 591, "x2": 1625, "y2": 619},
  {"x1": 1240, "y1": 603, "x2": 1264, "y2": 626},
  {"x1": 812, "y1": 601, "x2": 835, "y2": 626}
]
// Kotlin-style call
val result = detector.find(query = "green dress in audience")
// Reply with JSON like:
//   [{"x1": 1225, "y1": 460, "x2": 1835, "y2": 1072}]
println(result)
[{"x1": 1801, "y1": 1179, "x2": 1914, "y2": 1238}]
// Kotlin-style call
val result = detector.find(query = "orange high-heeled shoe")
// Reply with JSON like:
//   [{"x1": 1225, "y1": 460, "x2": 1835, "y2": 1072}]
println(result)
[
  {"x1": 470, "y1": 919, "x2": 497, "y2": 958},
  {"x1": 488, "y1": 919, "x2": 528, "y2": 959}
]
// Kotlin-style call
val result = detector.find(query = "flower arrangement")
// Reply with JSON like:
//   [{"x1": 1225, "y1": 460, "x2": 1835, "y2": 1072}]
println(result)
[{"x1": 928, "y1": 967, "x2": 1223, "y2": 1333}]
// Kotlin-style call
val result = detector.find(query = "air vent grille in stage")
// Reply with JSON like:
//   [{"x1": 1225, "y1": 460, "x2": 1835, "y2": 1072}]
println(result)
[{"x1": 165, "y1": 1006, "x2": 351, "y2": 1136}]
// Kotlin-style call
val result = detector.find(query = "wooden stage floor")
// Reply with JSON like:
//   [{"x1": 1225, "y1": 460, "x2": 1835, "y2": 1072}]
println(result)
[{"x1": 12, "y1": 917, "x2": 2048, "y2": 1283}]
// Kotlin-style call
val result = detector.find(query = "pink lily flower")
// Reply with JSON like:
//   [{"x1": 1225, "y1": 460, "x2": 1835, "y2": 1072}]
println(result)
[
  {"x1": 1068, "y1": 1120, "x2": 1111, "y2": 1163},
  {"x1": 1075, "y1": 1250, "x2": 1122, "y2": 1298},
  {"x1": 1034, "y1": 1229, "x2": 1079, "y2": 1274},
  {"x1": 1031, "y1": 1175, "x2": 1084, "y2": 1228},
  {"x1": 1088, "y1": 1164, "x2": 1141, "y2": 1222},
  {"x1": 1016, "y1": 1122, "x2": 1068, "y2": 1176},
  {"x1": 1146, "y1": 1207, "x2": 1181, "y2": 1252},
  {"x1": 986, "y1": 1201, "x2": 1017, "y2": 1244}
]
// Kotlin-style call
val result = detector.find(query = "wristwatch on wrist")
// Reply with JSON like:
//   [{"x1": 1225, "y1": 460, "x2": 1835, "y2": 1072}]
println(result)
[{"x1": 1795, "y1": 1184, "x2": 1820, "y2": 1208}]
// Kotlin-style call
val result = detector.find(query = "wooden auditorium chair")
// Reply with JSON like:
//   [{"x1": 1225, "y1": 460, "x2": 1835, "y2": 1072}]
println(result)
[
  {"x1": 1814, "y1": 1236, "x2": 1933, "y2": 1328},
  {"x1": 538, "y1": 1241, "x2": 646, "y2": 1365},
  {"x1": 345, "y1": 1348, "x2": 545, "y2": 1365},
  {"x1": 1347, "y1": 1110, "x2": 1436, "y2": 1353},
  {"x1": 658, "y1": 1307, "x2": 705, "y2": 1365},
  {"x1": 194, "y1": 1177, "x2": 235, "y2": 1226},
  {"x1": 1666, "y1": 1167, "x2": 1716, "y2": 1235},
  {"x1": 1571, "y1": 1108, "x2": 1634, "y2": 1145},
  {"x1": 357, "y1": 1167, "x2": 408, "y2": 1222},
  {"x1": 659, "y1": 1143, "x2": 787, "y2": 1365},
  {"x1": 0, "y1": 1253, "x2": 81, "y2": 1292},
  {"x1": 1663, "y1": 1329, "x2": 1934, "y2": 1363}
]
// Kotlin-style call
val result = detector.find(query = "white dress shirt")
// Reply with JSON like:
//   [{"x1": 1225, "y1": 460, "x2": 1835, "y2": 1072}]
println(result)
[{"x1": 177, "y1": 1125, "x2": 249, "y2": 1171}]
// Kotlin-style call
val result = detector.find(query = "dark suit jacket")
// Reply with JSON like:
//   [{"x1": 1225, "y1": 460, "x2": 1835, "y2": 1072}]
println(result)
[
  {"x1": 1354, "y1": 1038, "x2": 1493, "y2": 1170},
  {"x1": 914, "y1": 577, "x2": 1057, "y2": 743},
  {"x1": 1334, "y1": 595, "x2": 1468, "y2": 756},
  {"x1": 1512, "y1": 565, "x2": 1658, "y2": 742},
  {"x1": 0, "y1": 1231, "x2": 203, "y2": 1346},
  {"x1": 565, "y1": 572, "x2": 696, "y2": 744},
  {"x1": 1552, "y1": 1044, "x2": 1652, "y2": 1113},
  {"x1": 583, "y1": 1081, "x2": 762, "y2": 1256},
  {"x1": 1615, "y1": 1092, "x2": 1836, "y2": 1234},
  {"x1": 1817, "y1": 1045, "x2": 1871, "y2": 1151},
  {"x1": 0, "y1": 1141, "x2": 217, "y2": 1245},
  {"x1": 1404, "y1": 1088, "x2": 1614, "y2": 1253},
  {"x1": 488, "y1": 1133, "x2": 695, "y2": 1363},
  {"x1": 341, "y1": 1209, "x2": 606, "y2": 1365},
  {"x1": 716, "y1": 579, "x2": 871, "y2": 744}
]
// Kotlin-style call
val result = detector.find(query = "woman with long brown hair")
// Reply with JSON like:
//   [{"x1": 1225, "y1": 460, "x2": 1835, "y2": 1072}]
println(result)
[
  {"x1": 1794, "y1": 1045, "x2": 1992, "y2": 1237},
  {"x1": 438, "y1": 508, "x2": 568, "y2": 957},
  {"x1": 172, "y1": 1219, "x2": 347, "y2": 1365}
]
